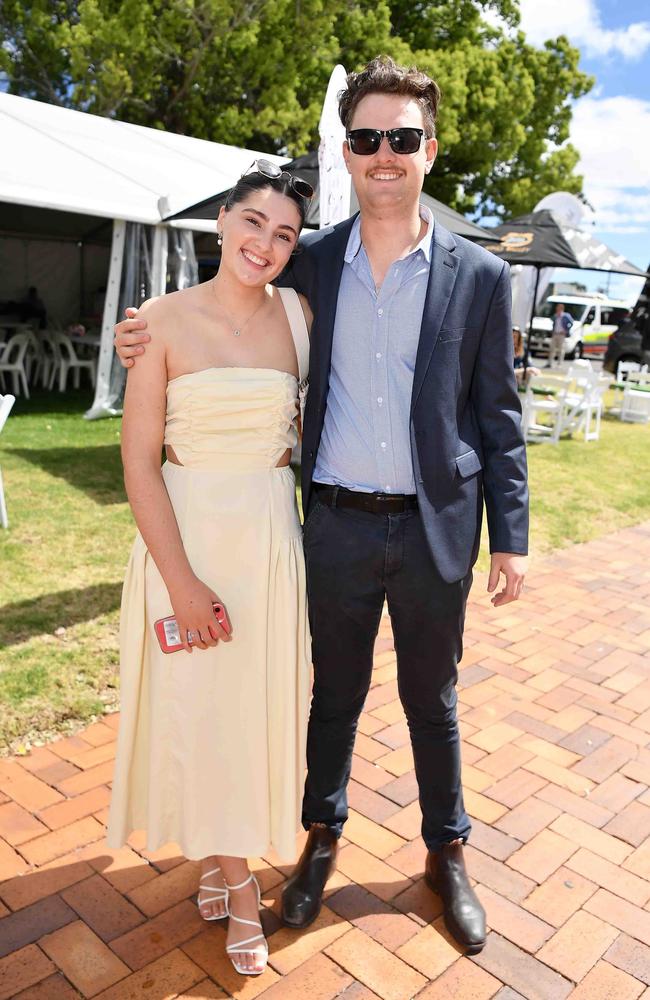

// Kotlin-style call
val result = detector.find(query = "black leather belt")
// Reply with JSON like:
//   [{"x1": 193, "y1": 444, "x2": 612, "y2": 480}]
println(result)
[{"x1": 313, "y1": 483, "x2": 418, "y2": 514}]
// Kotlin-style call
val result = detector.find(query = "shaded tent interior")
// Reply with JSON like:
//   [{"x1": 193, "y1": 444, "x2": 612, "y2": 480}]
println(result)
[
  {"x1": 0, "y1": 202, "x2": 114, "y2": 333},
  {"x1": 167, "y1": 150, "x2": 493, "y2": 243}
]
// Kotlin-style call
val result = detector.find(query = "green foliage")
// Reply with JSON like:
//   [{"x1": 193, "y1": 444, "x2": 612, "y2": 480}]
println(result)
[{"x1": 0, "y1": 1, "x2": 593, "y2": 218}]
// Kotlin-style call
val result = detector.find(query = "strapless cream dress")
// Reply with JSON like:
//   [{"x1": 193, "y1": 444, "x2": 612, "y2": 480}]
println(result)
[{"x1": 107, "y1": 288, "x2": 311, "y2": 862}]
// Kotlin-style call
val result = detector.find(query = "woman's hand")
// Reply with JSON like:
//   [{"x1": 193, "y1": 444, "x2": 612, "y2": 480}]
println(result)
[{"x1": 169, "y1": 575, "x2": 233, "y2": 652}]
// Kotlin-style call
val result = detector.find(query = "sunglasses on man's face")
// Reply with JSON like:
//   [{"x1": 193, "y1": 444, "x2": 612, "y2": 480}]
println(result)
[
  {"x1": 346, "y1": 127, "x2": 428, "y2": 156},
  {"x1": 245, "y1": 158, "x2": 314, "y2": 200}
]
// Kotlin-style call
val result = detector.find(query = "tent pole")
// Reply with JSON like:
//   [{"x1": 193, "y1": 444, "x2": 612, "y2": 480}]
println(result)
[
  {"x1": 525, "y1": 266, "x2": 541, "y2": 369},
  {"x1": 84, "y1": 219, "x2": 126, "y2": 420},
  {"x1": 151, "y1": 225, "x2": 168, "y2": 297}
]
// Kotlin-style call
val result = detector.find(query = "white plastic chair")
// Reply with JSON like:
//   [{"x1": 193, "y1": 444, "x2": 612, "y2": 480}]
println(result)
[
  {"x1": 51, "y1": 332, "x2": 96, "y2": 391},
  {"x1": 32, "y1": 332, "x2": 61, "y2": 388},
  {"x1": 0, "y1": 333, "x2": 31, "y2": 398},
  {"x1": 0, "y1": 393, "x2": 16, "y2": 528}
]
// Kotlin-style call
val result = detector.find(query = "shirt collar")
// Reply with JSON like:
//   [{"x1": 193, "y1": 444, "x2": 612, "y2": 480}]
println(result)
[{"x1": 344, "y1": 203, "x2": 435, "y2": 264}]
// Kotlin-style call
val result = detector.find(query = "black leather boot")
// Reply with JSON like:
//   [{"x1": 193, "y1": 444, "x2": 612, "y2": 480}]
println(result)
[
  {"x1": 425, "y1": 843, "x2": 486, "y2": 954},
  {"x1": 281, "y1": 824, "x2": 339, "y2": 928}
]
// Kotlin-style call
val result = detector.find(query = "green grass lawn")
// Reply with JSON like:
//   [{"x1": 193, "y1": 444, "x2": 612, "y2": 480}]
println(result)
[{"x1": 1, "y1": 386, "x2": 649, "y2": 752}]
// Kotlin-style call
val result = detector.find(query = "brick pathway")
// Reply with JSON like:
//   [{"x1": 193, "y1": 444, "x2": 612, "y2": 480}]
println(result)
[{"x1": 2, "y1": 523, "x2": 650, "y2": 999}]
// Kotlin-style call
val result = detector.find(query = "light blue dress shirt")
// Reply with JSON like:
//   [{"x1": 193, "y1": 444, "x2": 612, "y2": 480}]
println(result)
[{"x1": 313, "y1": 205, "x2": 433, "y2": 494}]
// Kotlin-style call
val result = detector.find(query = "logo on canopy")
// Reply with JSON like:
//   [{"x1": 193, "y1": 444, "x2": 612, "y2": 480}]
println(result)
[{"x1": 485, "y1": 231, "x2": 535, "y2": 253}]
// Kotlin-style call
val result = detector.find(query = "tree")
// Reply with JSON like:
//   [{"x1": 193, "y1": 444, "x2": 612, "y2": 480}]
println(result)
[{"x1": 0, "y1": 1, "x2": 593, "y2": 218}]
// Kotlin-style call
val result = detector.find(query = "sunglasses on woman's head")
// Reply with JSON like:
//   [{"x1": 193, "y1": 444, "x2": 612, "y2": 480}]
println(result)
[
  {"x1": 245, "y1": 158, "x2": 314, "y2": 201},
  {"x1": 346, "y1": 128, "x2": 428, "y2": 156}
]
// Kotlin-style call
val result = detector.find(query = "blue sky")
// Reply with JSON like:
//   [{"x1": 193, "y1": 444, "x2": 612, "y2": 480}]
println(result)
[{"x1": 517, "y1": 0, "x2": 650, "y2": 302}]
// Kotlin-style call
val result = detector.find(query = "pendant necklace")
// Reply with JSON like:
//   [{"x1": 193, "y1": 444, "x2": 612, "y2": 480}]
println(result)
[{"x1": 211, "y1": 278, "x2": 267, "y2": 336}]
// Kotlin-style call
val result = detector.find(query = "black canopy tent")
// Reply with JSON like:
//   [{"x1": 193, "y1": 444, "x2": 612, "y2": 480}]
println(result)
[
  {"x1": 482, "y1": 210, "x2": 648, "y2": 363},
  {"x1": 165, "y1": 150, "x2": 493, "y2": 241}
]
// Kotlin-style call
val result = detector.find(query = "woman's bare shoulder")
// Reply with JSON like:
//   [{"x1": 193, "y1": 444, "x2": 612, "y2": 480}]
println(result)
[{"x1": 137, "y1": 285, "x2": 203, "y2": 337}]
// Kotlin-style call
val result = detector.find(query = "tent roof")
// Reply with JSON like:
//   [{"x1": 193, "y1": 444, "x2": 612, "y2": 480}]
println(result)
[
  {"x1": 484, "y1": 210, "x2": 647, "y2": 277},
  {"x1": 0, "y1": 93, "x2": 284, "y2": 228}
]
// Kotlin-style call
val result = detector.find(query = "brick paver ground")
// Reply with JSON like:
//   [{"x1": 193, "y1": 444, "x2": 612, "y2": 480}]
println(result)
[{"x1": 2, "y1": 522, "x2": 650, "y2": 999}]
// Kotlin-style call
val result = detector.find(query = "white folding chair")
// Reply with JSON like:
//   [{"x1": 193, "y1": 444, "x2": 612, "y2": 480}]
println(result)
[
  {"x1": 616, "y1": 360, "x2": 643, "y2": 382},
  {"x1": 621, "y1": 369, "x2": 650, "y2": 423},
  {"x1": 0, "y1": 393, "x2": 16, "y2": 528},
  {"x1": 522, "y1": 373, "x2": 571, "y2": 444},
  {"x1": 578, "y1": 380, "x2": 607, "y2": 442},
  {"x1": 51, "y1": 332, "x2": 96, "y2": 391},
  {"x1": 0, "y1": 333, "x2": 31, "y2": 398}
]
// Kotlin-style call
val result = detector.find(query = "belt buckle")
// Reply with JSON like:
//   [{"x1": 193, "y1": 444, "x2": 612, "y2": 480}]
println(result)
[{"x1": 374, "y1": 492, "x2": 395, "y2": 512}]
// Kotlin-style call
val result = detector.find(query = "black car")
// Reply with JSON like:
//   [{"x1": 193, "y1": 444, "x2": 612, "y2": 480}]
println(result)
[
  {"x1": 603, "y1": 319, "x2": 649, "y2": 374},
  {"x1": 603, "y1": 264, "x2": 650, "y2": 374}
]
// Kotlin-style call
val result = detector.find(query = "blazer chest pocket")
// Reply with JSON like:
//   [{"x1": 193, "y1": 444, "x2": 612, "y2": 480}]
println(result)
[{"x1": 456, "y1": 449, "x2": 483, "y2": 478}]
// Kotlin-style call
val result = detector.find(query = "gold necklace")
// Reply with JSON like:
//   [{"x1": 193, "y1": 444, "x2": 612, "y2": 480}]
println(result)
[{"x1": 211, "y1": 279, "x2": 267, "y2": 337}]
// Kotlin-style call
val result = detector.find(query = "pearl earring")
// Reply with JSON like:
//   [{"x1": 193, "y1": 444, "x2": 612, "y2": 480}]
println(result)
[{"x1": 217, "y1": 232, "x2": 223, "y2": 246}]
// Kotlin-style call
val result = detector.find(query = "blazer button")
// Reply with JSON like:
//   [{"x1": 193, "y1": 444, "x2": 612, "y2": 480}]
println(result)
[{"x1": 308, "y1": 450, "x2": 314, "y2": 458}]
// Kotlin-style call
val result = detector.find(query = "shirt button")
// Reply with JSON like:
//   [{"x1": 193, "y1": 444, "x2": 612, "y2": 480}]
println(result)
[
  {"x1": 385, "y1": 485, "x2": 391, "y2": 491},
  {"x1": 376, "y1": 352, "x2": 382, "y2": 360},
  {"x1": 377, "y1": 396, "x2": 383, "y2": 404},
  {"x1": 377, "y1": 308, "x2": 383, "y2": 316},
  {"x1": 380, "y1": 441, "x2": 387, "y2": 449}
]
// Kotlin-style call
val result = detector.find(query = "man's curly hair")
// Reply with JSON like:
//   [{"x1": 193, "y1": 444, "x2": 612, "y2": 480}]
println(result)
[{"x1": 338, "y1": 56, "x2": 441, "y2": 138}]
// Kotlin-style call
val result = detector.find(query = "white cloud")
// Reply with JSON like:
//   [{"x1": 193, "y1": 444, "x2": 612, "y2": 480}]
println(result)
[
  {"x1": 570, "y1": 94, "x2": 650, "y2": 233},
  {"x1": 518, "y1": 0, "x2": 650, "y2": 60}
]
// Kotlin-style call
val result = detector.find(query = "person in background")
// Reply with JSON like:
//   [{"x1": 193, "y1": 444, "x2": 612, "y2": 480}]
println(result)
[
  {"x1": 513, "y1": 325, "x2": 525, "y2": 368},
  {"x1": 513, "y1": 325, "x2": 540, "y2": 384},
  {"x1": 548, "y1": 302, "x2": 572, "y2": 368},
  {"x1": 19, "y1": 286, "x2": 47, "y2": 329}
]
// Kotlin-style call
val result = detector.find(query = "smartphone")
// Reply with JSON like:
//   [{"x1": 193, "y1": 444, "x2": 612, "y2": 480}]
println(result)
[{"x1": 154, "y1": 602, "x2": 231, "y2": 653}]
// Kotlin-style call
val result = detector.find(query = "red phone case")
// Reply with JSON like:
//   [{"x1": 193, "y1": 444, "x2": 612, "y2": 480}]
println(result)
[{"x1": 154, "y1": 603, "x2": 230, "y2": 653}]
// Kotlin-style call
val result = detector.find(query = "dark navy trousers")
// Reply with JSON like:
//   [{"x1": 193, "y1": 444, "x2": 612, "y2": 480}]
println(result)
[{"x1": 301, "y1": 494, "x2": 472, "y2": 851}]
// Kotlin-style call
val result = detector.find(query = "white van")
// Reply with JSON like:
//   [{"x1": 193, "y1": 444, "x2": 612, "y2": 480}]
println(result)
[{"x1": 528, "y1": 293, "x2": 630, "y2": 360}]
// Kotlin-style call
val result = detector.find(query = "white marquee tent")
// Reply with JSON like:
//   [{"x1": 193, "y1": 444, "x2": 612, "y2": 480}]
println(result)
[{"x1": 0, "y1": 92, "x2": 284, "y2": 416}]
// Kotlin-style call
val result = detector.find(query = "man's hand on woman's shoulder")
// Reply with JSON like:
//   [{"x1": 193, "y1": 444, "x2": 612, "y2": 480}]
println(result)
[{"x1": 114, "y1": 306, "x2": 151, "y2": 368}]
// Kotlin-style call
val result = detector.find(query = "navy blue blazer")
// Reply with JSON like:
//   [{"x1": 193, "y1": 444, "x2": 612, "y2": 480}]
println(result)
[{"x1": 279, "y1": 214, "x2": 529, "y2": 583}]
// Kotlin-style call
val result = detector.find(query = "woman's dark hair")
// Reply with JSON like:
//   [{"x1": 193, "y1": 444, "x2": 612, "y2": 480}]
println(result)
[
  {"x1": 224, "y1": 172, "x2": 306, "y2": 232},
  {"x1": 339, "y1": 55, "x2": 441, "y2": 138}
]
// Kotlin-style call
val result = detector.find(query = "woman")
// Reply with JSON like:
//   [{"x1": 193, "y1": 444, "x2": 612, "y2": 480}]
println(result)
[
  {"x1": 512, "y1": 325, "x2": 525, "y2": 369},
  {"x1": 107, "y1": 163, "x2": 313, "y2": 976}
]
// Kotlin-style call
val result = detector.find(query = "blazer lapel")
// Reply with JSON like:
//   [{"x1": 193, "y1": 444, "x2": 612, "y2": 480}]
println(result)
[
  {"x1": 311, "y1": 215, "x2": 356, "y2": 396},
  {"x1": 410, "y1": 222, "x2": 459, "y2": 414}
]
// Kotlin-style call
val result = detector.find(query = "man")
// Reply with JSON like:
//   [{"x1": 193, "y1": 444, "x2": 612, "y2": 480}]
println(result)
[
  {"x1": 114, "y1": 56, "x2": 528, "y2": 955},
  {"x1": 548, "y1": 302, "x2": 573, "y2": 368}
]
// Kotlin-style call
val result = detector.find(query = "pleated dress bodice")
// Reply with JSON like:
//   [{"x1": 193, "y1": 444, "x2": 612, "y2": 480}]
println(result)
[{"x1": 164, "y1": 367, "x2": 299, "y2": 471}]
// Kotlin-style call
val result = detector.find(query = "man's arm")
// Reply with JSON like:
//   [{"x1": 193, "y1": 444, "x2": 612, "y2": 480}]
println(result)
[{"x1": 472, "y1": 262, "x2": 529, "y2": 605}]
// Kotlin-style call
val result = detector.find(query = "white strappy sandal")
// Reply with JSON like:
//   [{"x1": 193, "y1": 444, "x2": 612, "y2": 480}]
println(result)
[
  {"x1": 197, "y1": 865, "x2": 228, "y2": 921},
  {"x1": 224, "y1": 873, "x2": 268, "y2": 976}
]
